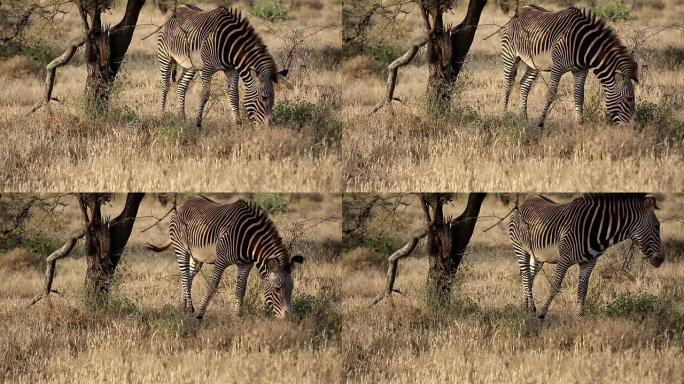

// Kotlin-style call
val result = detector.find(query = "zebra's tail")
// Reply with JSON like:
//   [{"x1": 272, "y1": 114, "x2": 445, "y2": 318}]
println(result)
[{"x1": 146, "y1": 239, "x2": 172, "y2": 252}]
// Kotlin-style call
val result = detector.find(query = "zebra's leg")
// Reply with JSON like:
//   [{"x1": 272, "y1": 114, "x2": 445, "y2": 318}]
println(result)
[
  {"x1": 502, "y1": 56, "x2": 520, "y2": 111},
  {"x1": 234, "y1": 264, "x2": 253, "y2": 316},
  {"x1": 176, "y1": 67, "x2": 197, "y2": 121},
  {"x1": 195, "y1": 262, "x2": 228, "y2": 319},
  {"x1": 194, "y1": 67, "x2": 217, "y2": 128},
  {"x1": 519, "y1": 66, "x2": 539, "y2": 121},
  {"x1": 225, "y1": 70, "x2": 241, "y2": 125},
  {"x1": 189, "y1": 257, "x2": 203, "y2": 279},
  {"x1": 175, "y1": 249, "x2": 195, "y2": 315},
  {"x1": 515, "y1": 250, "x2": 535, "y2": 312},
  {"x1": 575, "y1": 258, "x2": 597, "y2": 317},
  {"x1": 537, "y1": 259, "x2": 572, "y2": 320},
  {"x1": 159, "y1": 57, "x2": 175, "y2": 111},
  {"x1": 572, "y1": 69, "x2": 588, "y2": 125},
  {"x1": 537, "y1": 68, "x2": 564, "y2": 128}
]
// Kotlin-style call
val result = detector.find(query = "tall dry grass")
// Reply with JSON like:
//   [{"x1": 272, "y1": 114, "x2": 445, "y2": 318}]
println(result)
[
  {"x1": 342, "y1": 1, "x2": 683, "y2": 192},
  {"x1": 342, "y1": 193, "x2": 684, "y2": 383},
  {"x1": 0, "y1": 1, "x2": 342, "y2": 192},
  {"x1": 0, "y1": 193, "x2": 342, "y2": 383}
]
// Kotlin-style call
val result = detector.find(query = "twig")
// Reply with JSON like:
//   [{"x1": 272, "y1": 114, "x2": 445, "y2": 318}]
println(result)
[
  {"x1": 27, "y1": 35, "x2": 86, "y2": 115},
  {"x1": 371, "y1": 36, "x2": 428, "y2": 114},
  {"x1": 371, "y1": 227, "x2": 428, "y2": 306},
  {"x1": 28, "y1": 229, "x2": 86, "y2": 306}
]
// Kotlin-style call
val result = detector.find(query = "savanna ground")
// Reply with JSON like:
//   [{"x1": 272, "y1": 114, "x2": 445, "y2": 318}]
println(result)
[
  {"x1": 0, "y1": 0, "x2": 341, "y2": 191},
  {"x1": 0, "y1": 193, "x2": 342, "y2": 383},
  {"x1": 342, "y1": 193, "x2": 684, "y2": 383},
  {"x1": 342, "y1": 1, "x2": 684, "y2": 191}
]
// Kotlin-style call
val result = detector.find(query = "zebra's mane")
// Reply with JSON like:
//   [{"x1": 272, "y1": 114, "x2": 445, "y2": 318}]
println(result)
[
  {"x1": 241, "y1": 200, "x2": 292, "y2": 268},
  {"x1": 217, "y1": 6, "x2": 279, "y2": 80},
  {"x1": 578, "y1": 193, "x2": 646, "y2": 204},
  {"x1": 575, "y1": 7, "x2": 638, "y2": 81}
]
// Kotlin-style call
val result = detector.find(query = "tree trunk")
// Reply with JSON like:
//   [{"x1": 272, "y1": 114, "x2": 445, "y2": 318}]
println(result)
[
  {"x1": 81, "y1": 193, "x2": 144, "y2": 306},
  {"x1": 83, "y1": 0, "x2": 146, "y2": 113},
  {"x1": 425, "y1": 193, "x2": 486, "y2": 307},
  {"x1": 425, "y1": 0, "x2": 487, "y2": 114}
]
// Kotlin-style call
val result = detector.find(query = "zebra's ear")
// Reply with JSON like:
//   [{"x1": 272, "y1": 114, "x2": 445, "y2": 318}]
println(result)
[
  {"x1": 250, "y1": 68, "x2": 264, "y2": 87},
  {"x1": 291, "y1": 255, "x2": 304, "y2": 270},
  {"x1": 267, "y1": 257, "x2": 280, "y2": 272},
  {"x1": 276, "y1": 69, "x2": 294, "y2": 89},
  {"x1": 644, "y1": 195, "x2": 659, "y2": 212}
]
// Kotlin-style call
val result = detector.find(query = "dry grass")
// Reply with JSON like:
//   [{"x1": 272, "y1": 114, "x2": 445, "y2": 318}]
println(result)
[
  {"x1": 0, "y1": 1, "x2": 341, "y2": 192},
  {"x1": 0, "y1": 194, "x2": 342, "y2": 383},
  {"x1": 342, "y1": 193, "x2": 684, "y2": 383},
  {"x1": 342, "y1": 1, "x2": 684, "y2": 192}
]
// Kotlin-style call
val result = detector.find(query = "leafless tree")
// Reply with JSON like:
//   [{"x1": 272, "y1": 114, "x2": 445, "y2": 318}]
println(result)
[
  {"x1": 371, "y1": 193, "x2": 486, "y2": 307},
  {"x1": 372, "y1": 0, "x2": 488, "y2": 115},
  {"x1": 28, "y1": 0, "x2": 148, "y2": 114},
  {"x1": 30, "y1": 193, "x2": 144, "y2": 307}
]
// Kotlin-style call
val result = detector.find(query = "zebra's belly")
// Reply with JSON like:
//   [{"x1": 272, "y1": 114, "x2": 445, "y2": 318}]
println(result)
[
  {"x1": 170, "y1": 50, "x2": 204, "y2": 71},
  {"x1": 190, "y1": 244, "x2": 217, "y2": 264},
  {"x1": 518, "y1": 50, "x2": 553, "y2": 72},
  {"x1": 531, "y1": 246, "x2": 561, "y2": 264}
]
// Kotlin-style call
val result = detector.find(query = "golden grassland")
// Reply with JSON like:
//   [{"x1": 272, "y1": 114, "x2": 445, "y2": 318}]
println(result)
[
  {"x1": 0, "y1": 194, "x2": 342, "y2": 383},
  {"x1": 0, "y1": 1, "x2": 341, "y2": 192},
  {"x1": 342, "y1": 193, "x2": 684, "y2": 383},
  {"x1": 342, "y1": 1, "x2": 684, "y2": 192}
]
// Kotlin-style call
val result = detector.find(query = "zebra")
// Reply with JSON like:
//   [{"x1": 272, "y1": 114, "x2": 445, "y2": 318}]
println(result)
[
  {"x1": 509, "y1": 194, "x2": 664, "y2": 320},
  {"x1": 157, "y1": 5, "x2": 290, "y2": 128},
  {"x1": 501, "y1": 5, "x2": 639, "y2": 127},
  {"x1": 146, "y1": 196, "x2": 305, "y2": 320}
]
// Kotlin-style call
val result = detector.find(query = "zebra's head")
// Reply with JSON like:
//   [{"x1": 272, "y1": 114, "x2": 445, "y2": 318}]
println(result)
[
  {"x1": 605, "y1": 69, "x2": 638, "y2": 125},
  {"x1": 246, "y1": 68, "x2": 290, "y2": 126},
  {"x1": 630, "y1": 195, "x2": 665, "y2": 268},
  {"x1": 264, "y1": 254, "x2": 305, "y2": 319}
]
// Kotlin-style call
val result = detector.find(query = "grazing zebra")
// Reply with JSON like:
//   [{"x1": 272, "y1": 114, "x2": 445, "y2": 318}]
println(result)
[
  {"x1": 509, "y1": 194, "x2": 664, "y2": 320},
  {"x1": 146, "y1": 196, "x2": 304, "y2": 320},
  {"x1": 157, "y1": 5, "x2": 289, "y2": 128},
  {"x1": 501, "y1": 5, "x2": 638, "y2": 127}
]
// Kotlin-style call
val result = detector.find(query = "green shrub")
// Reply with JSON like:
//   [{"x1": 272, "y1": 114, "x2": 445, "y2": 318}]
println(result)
[
  {"x1": 291, "y1": 292, "x2": 342, "y2": 342},
  {"x1": 274, "y1": 99, "x2": 342, "y2": 150},
  {"x1": 274, "y1": 100, "x2": 317, "y2": 127},
  {"x1": 248, "y1": 0, "x2": 289, "y2": 21},
  {"x1": 364, "y1": 44, "x2": 399, "y2": 64},
  {"x1": 605, "y1": 293, "x2": 662, "y2": 320},
  {"x1": 594, "y1": 1, "x2": 631, "y2": 22},
  {"x1": 636, "y1": 101, "x2": 684, "y2": 144},
  {"x1": 251, "y1": 194, "x2": 288, "y2": 214}
]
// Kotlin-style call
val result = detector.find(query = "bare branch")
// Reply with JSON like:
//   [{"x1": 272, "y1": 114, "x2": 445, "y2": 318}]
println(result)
[
  {"x1": 371, "y1": 227, "x2": 428, "y2": 306},
  {"x1": 371, "y1": 36, "x2": 427, "y2": 114},
  {"x1": 29, "y1": 229, "x2": 86, "y2": 306},
  {"x1": 27, "y1": 35, "x2": 86, "y2": 115}
]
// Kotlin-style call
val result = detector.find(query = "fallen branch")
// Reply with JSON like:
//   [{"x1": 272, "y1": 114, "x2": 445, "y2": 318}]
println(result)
[
  {"x1": 371, "y1": 227, "x2": 427, "y2": 306},
  {"x1": 371, "y1": 36, "x2": 427, "y2": 114},
  {"x1": 27, "y1": 35, "x2": 86, "y2": 115},
  {"x1": 28, "y1": 228, "x2": 86, "y2": 306}
]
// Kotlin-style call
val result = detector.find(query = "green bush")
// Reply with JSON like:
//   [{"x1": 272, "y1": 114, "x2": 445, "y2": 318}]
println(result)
[
  {"x1": 605, "y1": 293, "x2": 662, "y2": 320},
  {"x1": 248, "y1": 0, "x2": 289, "y2": 21},
  {"x1": 274, "y1": 99, "x2": 342, "y2": 150},
  {"x1": 636, "y1": 101, "x2": 684, "y2": 144},
  {"x1": 364, "y1": 44, "x2": 399, "y2": 64},
  {"x1": 594, "y1": 1, "x2": 631, "y2": 22},
  {"x1": 291, "y1": 292, "x2": 342, "y2": 342},
  {"x1": 251, "y1": 194, "x2": 288, "y2": 214}
]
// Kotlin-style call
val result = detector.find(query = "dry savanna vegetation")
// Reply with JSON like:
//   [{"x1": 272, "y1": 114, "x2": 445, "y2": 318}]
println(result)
[
  {"x1": 342, "y1": 193, "x2": 684, "y2": 383},
  {"x1": 0, "y1": 193, "x2": 342, "y2": 383},
  {"x1": 342, "y1": 0, "x2": 684, "y2": 191},
  {"x1": 0, "y1": 0, "x2": 341, "y2": 191}
]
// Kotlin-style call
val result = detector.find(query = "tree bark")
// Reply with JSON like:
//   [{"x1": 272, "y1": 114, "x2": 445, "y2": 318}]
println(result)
[
  {"x1": 425, "y1": 0, "x2": 487, "y2": 114},
  {"x1": 83, "y1": 0, "x2": 146, "y2": 113},
  {"x1": 424, "y1": 193, "x2": 486, "y2": 307},
  {"x1": 81, "y1": 193, "x2": 144, "y2": 306}
]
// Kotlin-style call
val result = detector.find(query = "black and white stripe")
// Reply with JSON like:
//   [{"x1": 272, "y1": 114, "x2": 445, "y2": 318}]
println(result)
[
  {"x1": 501, "y1": 6, "x2": 638, "y2": 127},
  {"x1": 147, "y1": 196, "x2": 304, "y2": 320},
  {"x1": 157, "y1": 5, "x2": 289, "y2": 128},
  {"x1": 509, "y1": 194, "x2": 664, "y2": 319}
]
